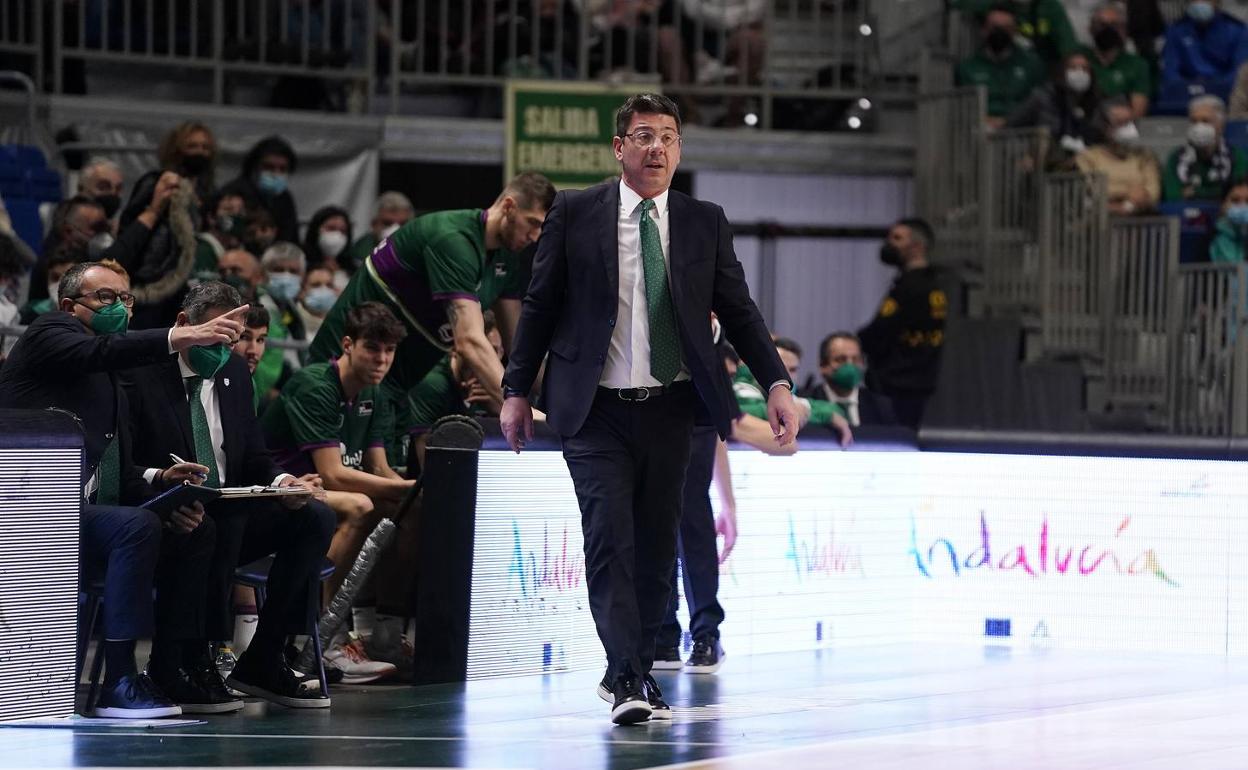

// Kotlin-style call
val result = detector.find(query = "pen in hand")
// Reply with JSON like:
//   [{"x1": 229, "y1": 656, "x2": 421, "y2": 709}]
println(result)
[{"x1": 169, "y1": 452, "x2": 209, "y2": 480}]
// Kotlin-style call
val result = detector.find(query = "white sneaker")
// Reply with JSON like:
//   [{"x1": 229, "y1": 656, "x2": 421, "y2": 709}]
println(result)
[
  {"x1": 364, "y1": 632, "x2": 415, "y2": 678},
  {"x1": 323, "y1": 634, "x2": 397, "y2": 685}
]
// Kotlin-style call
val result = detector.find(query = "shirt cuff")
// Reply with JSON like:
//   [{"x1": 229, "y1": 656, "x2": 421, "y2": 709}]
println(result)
[
  {"x1": 272, "y1": 473, "x2": 294, "y2": 487},
  {"x1": 144, "y1": 467, "x2": 161, "y2": 485},
  {"x1": 768, "y1": 380, "x2": 792, "y2": 393},
  {"x1": 166, "y1": 328, "x2": 175, "y2": 354}
]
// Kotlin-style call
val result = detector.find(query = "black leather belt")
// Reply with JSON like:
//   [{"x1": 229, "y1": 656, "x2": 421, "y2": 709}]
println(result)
[{"x1": 598, "y1": 382, "x2": 691, "y2": 402}]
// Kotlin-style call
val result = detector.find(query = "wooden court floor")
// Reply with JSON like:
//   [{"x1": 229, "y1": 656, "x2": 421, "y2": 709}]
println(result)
[{"x1": 3, "y1": 643, "x2": 1248, "y2": 769}]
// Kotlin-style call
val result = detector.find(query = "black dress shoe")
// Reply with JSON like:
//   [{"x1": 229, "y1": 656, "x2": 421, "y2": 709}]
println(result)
[
  {"x1": 610, "y1": 672, "x2": 652, "y2": 725},
  {"x1": 149, "y1": 663, "x2": 244, "y2": 715},
  {"x1": 652, "y1": 645, "x2": 683, "y2": 670},
  {"x1": 227, "y1": 653, "x2": 331, "y2": 709},
  {"x1": 685, "y1": 636, "x2": 724, "y2": 674},
  {"x1": 643, "y1": 674, "x2": 672, "y2": 720},
  {"x1": 92, "y1": 673, "x2": 182, "y2": 719}
]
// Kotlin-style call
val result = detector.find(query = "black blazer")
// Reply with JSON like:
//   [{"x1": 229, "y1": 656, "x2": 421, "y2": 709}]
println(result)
[
  {"x1": 504, "y1": 180, "x2": 788, "y2": 439},
  {"x1": 122, "y1": 354, "x2": 283, "y2": 487},
  {"x1": 798, "y1": 378, "x2": 899, "y2": 428},
  {"x1": 0, "y1": 312, "x2": 167, "y2": 504}
]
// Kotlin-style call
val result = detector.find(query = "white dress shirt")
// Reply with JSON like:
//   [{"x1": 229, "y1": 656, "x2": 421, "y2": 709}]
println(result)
[
  {"x1": 144, "y1": 356, "x2": 229, "y2": 485},
  {"x1": 600, "y1": 180, "x2": 690, "y2": 388},
  {"x1": 818, "y1": 380, "x2": 860, "y2": 427}
]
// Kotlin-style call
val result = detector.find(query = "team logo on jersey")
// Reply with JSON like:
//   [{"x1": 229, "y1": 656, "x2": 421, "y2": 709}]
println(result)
[
  {"x1": 358, "y1": 400, "x2": 374, "y2": 417},
  {"x1": 494, "y1": 261, "x2": 508, "y2": 277}
]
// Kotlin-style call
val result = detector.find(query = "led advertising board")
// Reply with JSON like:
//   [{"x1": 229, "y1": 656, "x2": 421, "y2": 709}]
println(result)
[{"x1": 468, "y1": 449, "x2": 1248, "y2": 679}]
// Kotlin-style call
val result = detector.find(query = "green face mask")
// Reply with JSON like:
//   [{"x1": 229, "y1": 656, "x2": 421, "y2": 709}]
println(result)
[
  {"x1": 829, "y1": 362, "x2": 863, "y2": 391},
  {"x1": 89, "y1": 300, "x2": 130, "y2": 335},
  {"x1": 189, "y1": 343, "x2": 231, "y2": 379}
]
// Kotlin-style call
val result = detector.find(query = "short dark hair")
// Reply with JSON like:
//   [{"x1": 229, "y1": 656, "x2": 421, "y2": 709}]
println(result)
[
  {"x1": 897, "y1": 217, "x2": 935, "y2": 251},
  {"x1": 615, "y1": 93, "x2": 682, "y2": 138},
  {"x1": 58, "y1": 260, "x2": 122, "y2": 303},
  {"x1": 501, "y1": 172, "x2": 557, "y2": 213},
  {"x1": 819, "y1": 331, "x2": 860, "y2": 366},
  {"x1": 245, "y1": 305, "x2": 270, "y2": 330},
  {"x1": 344, "y1": 301, "x2": 407, "y2": 345},
  {"x1": 774, "y1": 337, "x2": 802, "y2": 359},
  {"x1": 182, "y1": 280, "x2": 243, "y2": 323}
]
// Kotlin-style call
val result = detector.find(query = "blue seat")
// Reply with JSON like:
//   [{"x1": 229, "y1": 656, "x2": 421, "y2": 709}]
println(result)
[
  {"x1": 1159, "y1": 200, "x2": 1220, "y2": 263},
  {"x1": 234, "y1": 556, "x2": 336, "y2": 697}
]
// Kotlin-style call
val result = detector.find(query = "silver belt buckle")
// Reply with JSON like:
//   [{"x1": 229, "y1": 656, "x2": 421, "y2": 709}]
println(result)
[{"x1": 619, "y1": 387, "x2": 651, "y2": 402}]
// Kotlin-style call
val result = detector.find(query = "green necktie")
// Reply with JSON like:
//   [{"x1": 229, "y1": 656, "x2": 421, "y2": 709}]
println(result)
[
  {"x1": 187, "y1": 376, "x2": 222, "y2": 488},
  {"x1": 639, "y1": 198, "x2": 681, "y2": 385},
  {"x1": 95, "y1": 434, "x2": 121, "y2": 505}
]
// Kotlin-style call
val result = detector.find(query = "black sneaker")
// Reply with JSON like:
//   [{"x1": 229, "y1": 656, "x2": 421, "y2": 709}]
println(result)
[
  {"x1": 596, "y1": 673, "x2": 613, "y2": 703},
  {"x1": 643, "y1": 674, "x2": 672, "y2": 720},
  {"x1": 609, "y1": 672, "x2": 651, "y2": 725},
  {"x1": 186, "y1": 657, "x2": 246, "y2": 713},
  {"x1": 149, "y1": 664, "x2": 244, "y2": 715},
  {"x1": 92, "y1": 673, "x2": 182, "y2": 719},
  {"x1": 227, "y1": 653, "x2": 331, "y2": 709},
  {"x1": 651, "y1": 646, "x2": 683, "y2": 671},
  {"x1": 685, "y1": 636, "x2": 724, "y2": 674}
]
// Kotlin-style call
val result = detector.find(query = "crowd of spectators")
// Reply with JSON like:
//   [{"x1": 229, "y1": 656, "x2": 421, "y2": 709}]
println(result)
[{"x1": 954, "y1": 0, "x2": 1248, "y2": 262}]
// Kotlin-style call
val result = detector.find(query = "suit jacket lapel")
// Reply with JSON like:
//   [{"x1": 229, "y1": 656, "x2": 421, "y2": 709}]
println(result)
[
  {"x1": 666, "y1": 190, "x2": 690, "y2": 308},
  {"x1": 161, "y1": 359, "x2": 194, "y2": 457},
  {"x1": 598, "y1": 181, "x2": 620, "y2": 300}
]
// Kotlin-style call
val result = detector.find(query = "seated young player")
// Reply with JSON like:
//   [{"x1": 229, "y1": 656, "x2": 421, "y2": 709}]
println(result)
[{"x1": 262, "y1": 301, "x2": 417, "y2": 682}]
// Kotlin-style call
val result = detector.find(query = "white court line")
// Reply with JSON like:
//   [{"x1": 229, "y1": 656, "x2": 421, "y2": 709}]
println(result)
[{"x1": 51, "y1": 731, "x2": 732, "y2": 748}]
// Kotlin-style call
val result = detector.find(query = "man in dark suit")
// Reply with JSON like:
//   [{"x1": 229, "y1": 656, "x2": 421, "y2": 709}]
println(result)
[
  {"x1": 124, "y1": 281, "x2": 336, "y2": 709},
  {"x1": 500, "y1": 93, "x2": 798, "y2": 725},
  {"x1": 0, "y1": 260, "x2": 246, "y2": 717},
  {"x1": 798, "y1": 332, "x2": 898, "y2": 428}
]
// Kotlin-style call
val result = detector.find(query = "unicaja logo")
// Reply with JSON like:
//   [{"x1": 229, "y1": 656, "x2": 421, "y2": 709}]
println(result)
[
  {"x1": 907, "y1": 511, "x2": 1178, "y2": 586},
  {"x1": 507, "y1": 520, "x2": 585, "y2": 599}
]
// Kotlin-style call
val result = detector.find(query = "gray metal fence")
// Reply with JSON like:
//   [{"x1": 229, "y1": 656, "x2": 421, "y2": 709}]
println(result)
[
  {"x1": 1169, "y1": 263, "x2": 1248, "y2": 437},
  {"x1": 916, "y1": 86, "x2": 984, "y2": 267},
  {"x1": 1038, "y1": 171, "x2": 1109, "y2": 358},
  {"x1": 981, "y1": 126, "x2": 1047, "y2": 313},
  {"x1": 1103, "y1": 216, "x2": 1179, "y2": 421},
  {"x1": 2, "y1": 0, "x2": 875, "y2": 126}
]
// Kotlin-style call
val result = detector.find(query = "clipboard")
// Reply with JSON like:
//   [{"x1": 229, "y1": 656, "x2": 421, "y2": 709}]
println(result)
[{"x1": 140, "y1": 483, "x2": 223, "y2": 517}]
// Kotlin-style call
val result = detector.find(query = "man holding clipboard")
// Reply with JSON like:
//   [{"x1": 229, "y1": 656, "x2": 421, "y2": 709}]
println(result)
[
  {"x1": 124, "y1": 281, "x2": 335, "y2": 710},
  {"x1": 0, "y1": 260, "x2": 249, "y2": 718}
]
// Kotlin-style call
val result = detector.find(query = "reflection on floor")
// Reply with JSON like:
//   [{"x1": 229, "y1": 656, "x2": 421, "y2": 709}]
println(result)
[{"x1": 4, "y1": 643, "x2": 1248, "y2": 769}]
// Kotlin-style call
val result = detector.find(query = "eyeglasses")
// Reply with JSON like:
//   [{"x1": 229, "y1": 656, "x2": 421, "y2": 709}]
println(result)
[
  {"x1": 72, "y1": 288, "x2": 136, "y2": 307},
  {"x1": 621, "y1": 130, "x2": 681, "y2": 149}
]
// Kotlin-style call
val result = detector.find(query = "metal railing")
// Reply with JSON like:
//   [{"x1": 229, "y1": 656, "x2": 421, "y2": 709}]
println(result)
[
  {"x1": 1169, "y1": 263, "x2": 1248, "y2": 437},
  {"x1": 1103, "y1": 217, "x2": 1179, "y2": 420},
  {"x1": 981, "y1": 126, "x2": 1048, "y2": 313},
  {"x1": 1038, "y1": 172, "x2": 1110, "y2": 358},
  {"x1": 0, "y1": 0, "x2": 878, "y2": 126},
  {"x1": 916, "y1": 86, "x2": 983, "y2": 267}
]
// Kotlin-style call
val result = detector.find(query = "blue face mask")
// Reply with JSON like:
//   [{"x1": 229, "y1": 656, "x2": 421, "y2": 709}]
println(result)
[
  {"x1": 1188, "y1": 1, "x2": 1215, "y2": 23},
  {"x1": 266, "y1": 272, "x2": 302, "y2": 302},
  {"x1": 257, "y1": 172, "x2": 288, "y2": 196},
  {"x1": 1227, "y1": 204, "x2": 1248, "y2": 226},
  {"x1": 302, "y1": 286, "x2": 338, "y2": 315}
]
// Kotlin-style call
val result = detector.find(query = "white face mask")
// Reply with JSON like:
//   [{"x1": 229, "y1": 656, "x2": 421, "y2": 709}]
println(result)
[
  {"x1": 47, "y1": 281, "x2": 60, "y2": 303},
  {"x1": 318, "y1": 230, "x2": 348, "y2": 259},
  {"x1": 332, "y1": 269, "x2": 350, "y2": 290},
  {"x1": 0, "y1": 288, "x2": 17, "y2": 326},
  {"x1": 1113, "y1": 122, "x2": 1141, "y2": 146},
  {"x1": 1188, "y1": 121, "x2": 1218, "y2": 149},
  {"x1": 1065, "y1": 68, "x2": 1091, "y2": 94}
]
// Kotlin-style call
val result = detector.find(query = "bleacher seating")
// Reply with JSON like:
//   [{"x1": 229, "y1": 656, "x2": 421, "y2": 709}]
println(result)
[{"x1": 0, "y1": 144, "x2": 61, "y2": 253}]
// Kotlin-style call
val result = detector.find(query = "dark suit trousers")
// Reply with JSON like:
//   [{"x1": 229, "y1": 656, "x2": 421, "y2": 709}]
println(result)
[
  {"x1": 204, "y1": 498, "x2": 335, "y2": 658},
  {"x1": 657, "y1": 426, "x2": 725, "y2": 649},
  {"x1": 561, "y1": 386, "x2": 696, "y2": 680},
  {"x1": 153, "y1": 515, "x2": 217, "y2": 644},
  {"x1": 81, "y1": 505, "x2": 162, "y2": 640}
]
